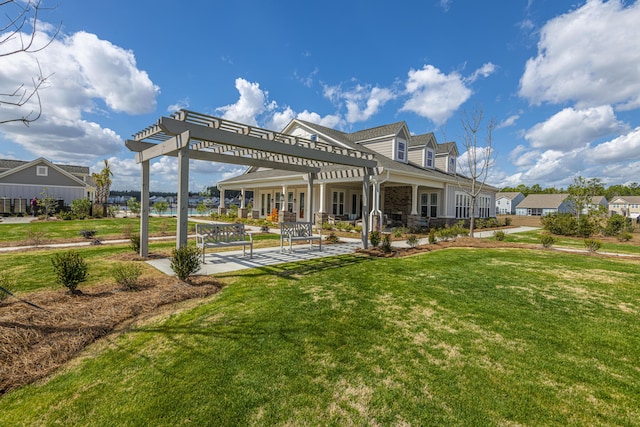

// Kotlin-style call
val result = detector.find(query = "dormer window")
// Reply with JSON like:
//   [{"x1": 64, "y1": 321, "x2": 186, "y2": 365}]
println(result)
[
  {"x1": 449, "y1": 157, "x2": 456, "y2": 173},
  {"x1": 425, "y1": 149, "x2": 434, "y2": 168},
  {"x1": 396, "y1": 138, "x2": 407, "y2": 162}
]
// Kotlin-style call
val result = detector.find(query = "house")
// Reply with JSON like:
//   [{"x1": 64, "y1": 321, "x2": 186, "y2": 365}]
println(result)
[
  {"x1": 217, "y1": 119, "x2": 498, "y2": 228},
  {"x1": 495, "y1": 192, "x2": 525, "y2": 215},
  {"x1": 609, "y1": 196, "x2": 640, "y2": 219},
  {"x1": 583, "y1": 196, "x2": 608, "y2": 215},
  {"x1": 0, "y1": 158, "x2": 95, "y2": 214},
  {"x1": 515, "y1": 194, "x2": 573, "y2": 216}
]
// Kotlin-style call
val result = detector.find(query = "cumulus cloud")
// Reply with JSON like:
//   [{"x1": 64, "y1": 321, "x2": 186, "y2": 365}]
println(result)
[
  {"x1": 320, "y1": 83, "x2": 395, "y2": 124},
  {"x1": 296, "y1": 110, "x2": 342, "y2": 128},
  {"x1": 167, "y1": 98, "x2": 190, "y2": 113},
  {"x1": 0, "y1": 27, "x2": 159, "y2": 162},
  {"x1": 519, "y1": 0, "x2": 640, "y2": 110},
  {"x1": 401, "y1": 63, "x2": 493, "y2": 126},
  {"x1": 524, "y1": 106, "x2": 627, "y2": 150},
  {"x1": 497, "y1": 114, "x2": 520, "y2": 129},
  {"x1": 216, "y1": 78, "x2": 272, "y2": 126},
  {"x1": 586, "y1": 127, "x2": 640, "y2": 163}
]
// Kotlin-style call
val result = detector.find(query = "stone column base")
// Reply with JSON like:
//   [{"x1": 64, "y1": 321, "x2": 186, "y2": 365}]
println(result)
[
  {"x1": 217, "y1": 207, "x2": 227, "y2": 215},
  {"x1": 315, "y1": 212, "x2": 329, "y2": 226},
  {"x1": 238, "y1": 208, "x2": 248, "y2": 219},
  {"x1": 407, "y1": 214, "x2": 420, "y2": 229},
  {"x1": 371, "y1": 214, "x2": 381, "y2": 232},
  {"x1": 251, "y1": 209, "x2": 260, "y2": 219}
]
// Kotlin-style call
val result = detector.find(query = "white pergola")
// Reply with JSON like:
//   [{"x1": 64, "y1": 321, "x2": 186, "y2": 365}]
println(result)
[{"x1": 126, "y1": 110, "x2": 378, "y2": 256}]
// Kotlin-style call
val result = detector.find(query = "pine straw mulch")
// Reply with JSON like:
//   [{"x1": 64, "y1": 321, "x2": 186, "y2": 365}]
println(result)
[{"x1": 0, "y1": 273, "x2": 222, "y2": 395}]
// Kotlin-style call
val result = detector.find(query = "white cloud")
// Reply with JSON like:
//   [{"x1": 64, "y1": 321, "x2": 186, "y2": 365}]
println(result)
[
  {"x1": 524, "y1": 105, "x2": 627, "y2": 150},
  {"x1": 400, "y1": 64, "x2": 474, "y2": 126},
  {"x1": 439, "y1": 0, "x2": 453, "y2": 12},
  {"x1": 167, "y1": 98, "x2": 190, "y2": 113},
  {"x1": 586, "y1": 127, "x2": 640, "y2": 163},
  {"x1": 519, "y1": 0, "x2": 640, "y2": 110},
  {"x1": 344, "y1": 86, "x2": 395, "y2": 123},
  {"x1": 497, "y1": 114, "x2": 520, "y2": 129},
  {"x1": 216, "y1": 78, "x2": 270, "y2": 126},
  {"x1": 296, "y1": 110, "x2": 342, "y2": 128},
  {"x1": 0, "y1": 27, "x2": 159, "y2": 162},
  {"x1": 465, "y1": 62, "x2": 497, "y2": 84}
]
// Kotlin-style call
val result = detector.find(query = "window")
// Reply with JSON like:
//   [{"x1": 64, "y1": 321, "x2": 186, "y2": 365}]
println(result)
[
  {"x1": 332, "y1": 191, "x2": 345, "y2": 215},
  {"x1": 396, "y1": 139, "x2": 407, "y2": 162},
  {"x1": 455, "y1": 192, "x2": 471, "y2": 218},
  {"x1": 275, "y1": 192, "x2": 281, "y2": 210},
  {"x1": 266, "y1": 193, "x2": 272, "y2": 214},
  {"x1": 299, "y1": 192, "x2": 305, "y2": 219},
  {"x1": 449, "y1": 157, "x2": 456, "y2": 173},
  {"x1": 36, "y1": 166, "x2": 48, "y2": 176},
  {"x1": 310, "y1": 133, "x2": 318, "y2": 141},
  {"x1": 425, "y1": 149, "x2": 434, "y2": 168},
  {"x1": 351, "y1": 194, "x2": 357, "y2": 215},
  {"x1": 478, "y1": 195, "x2": 491, "y2": 218},
  {"x1": 420, "y1": 193, "x2": 438, "y2": 217},
  {"x1": 261, "y1": 193, "x2": 266, "y2": 216},
  {"x1": 287, "y1": 192, "x2": 294, "y2": 212}
]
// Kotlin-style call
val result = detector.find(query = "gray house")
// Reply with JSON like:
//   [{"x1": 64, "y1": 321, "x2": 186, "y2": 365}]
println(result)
[
  {"x1": 0, "y1": 158, "x2": 95, "y2": 213},
  {"x1": 515, "y1": 194, "x2": 572, "y2": 216},
  {"x1": 496, "y1": 192, "x2": 525, "y2": 215}
]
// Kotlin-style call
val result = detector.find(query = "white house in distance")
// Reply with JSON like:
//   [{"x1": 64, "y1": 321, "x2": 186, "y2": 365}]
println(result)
[
  {"x1": 495, "y1": 192, "x2": 525, "y2": 215},
  {"x1": 218, "y1": 118, "x2": 499, "y2": 229},
  {"x1": 0, "y1": 158, "x2": 95, "y2": 214},
  {"x1": 609, "y1": 196, "x2": 640, "y2": 219}
]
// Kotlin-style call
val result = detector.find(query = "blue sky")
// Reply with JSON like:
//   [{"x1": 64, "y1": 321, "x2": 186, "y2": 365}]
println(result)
[{"x1": 1, "y1": 0, "x2": 639, "y2": 192}]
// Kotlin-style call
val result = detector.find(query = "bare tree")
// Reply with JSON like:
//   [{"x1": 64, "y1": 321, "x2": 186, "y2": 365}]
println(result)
[
  {"x1": 0, "y1": 0, "x2": 60, "y2": 126},
  {"x1": 456, "y1": 105, "x2": 495, "y2": 237}
]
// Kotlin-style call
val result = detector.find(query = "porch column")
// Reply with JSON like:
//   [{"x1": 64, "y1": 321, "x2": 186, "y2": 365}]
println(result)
[
  {"x1": 307, "y1": 173, "x2": 315, "y2": 225},
  {"x1": 318, "y1": 183, "x2": 326, "y2": 213},
  {"x1": 362, "y1": 168, "x2": 372, "y2": 249},
  {"x1": 140, "y1": 160, "x2": 150, "y2": 257},
  {"x1": 218, "y1": 188, "x2": 226, "y2": 215},
  {"x1": 176, "y1": 146, "x2": 189, "y2": 249},
  {"x1": 280, "y1": 185, "x2": 287, "y2": 223},
  {"x1": 411, "y1": 184, "x2": 419, "y2": 215},
  {"x1": 239, "y1": 188, "x2": 247, "y2": 219}
]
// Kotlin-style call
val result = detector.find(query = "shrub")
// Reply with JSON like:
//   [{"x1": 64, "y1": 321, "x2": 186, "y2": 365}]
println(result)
[
  {"x1": 406, "y1": 234, "x2": 419, "y2": 248},
  {"x1": 381, "y1": 233, "x2": 393, "y2": 253},
  {"x1": 51, "y1": 250, "x2": 88, "y2": 294},
  {"x1": 485, "y1": 218, "x2": 499, "y2": 228},
  {"x1": 584, "y1": 239, "x2": 602, "y2": 252},
  {"x1": 70, "y1": 198, "x2": 91, "y2": 219},
  {"x1": 493, "y1": 230, "x2": 506, "y2": 241},
  {"x1": 504, "y1": 217, "x2": 512, "y2": 226},
  {"x1": 58, "y1": 211, "x2": 74, "y2": 220},
  {"x1": 576, "y1": 215, "x2": 595, "y2": 238},
  {"x1": 539, "y1": 233, "x2": 556, "y2": 248},
  {"x1": 541, "y1": 212, "x2": 577, "y2": 236},
  {"x1": 79, "y1": 229, "x2": 96, "y2": 239},
  {"x1": 475, "y1": 218, "x2": 486, "y2": 229},
  {"x1": 428, "y1": 228, "x2": 437, "y2": 244},
  {"x1": 121, "y1": 223, "x2": 133, "y2": 238},
  {"x1": 130, "y1": 233, "x2": 141, "y2": 253},
  {"x1": 0, "y1": 272, "x2": 16, "y2": 302},
  {"x1": 112, "y1": 262, "x2": 142, "y2": 291},
  {"x1": 394, "y1": 227, "x2": 406, "y2": 238},
  {"x1": 369, "y1": 231, "x2": 381, "y2": 247},
  {"x1": 604, "y1": 214, "x2": 630, "y2": 236},
  {"x1": 170, "y1": 245, "x2": 202, "y2": 281},
  {"x1": 325, "y1": 232, "x2": 340, "y2": 244},
  {"x1": 617, "y1": 232, "x2": 633, "y2": 242},
  {"x1": 260, "y1": 225, "x2": 270, "y2": 233}
]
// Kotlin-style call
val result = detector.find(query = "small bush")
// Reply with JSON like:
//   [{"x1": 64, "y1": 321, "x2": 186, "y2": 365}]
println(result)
[
  {"x1": 121, "y1": 223, "x2": 133, "y2": 238},
  {"x1": 51, "y1": 250, "x2": 88, "y2": 294},
  {"x1": 58, "y1": 211, "x2": 74, "y2": 220},
  {"x1": 485, "y1": 218, "x2": 499, "y2": 228},
  {"x1": 325, "y1": 232, "x2": 340, "y2": 244},
  {"x1": 260, "y1": 225, "x2": 270, "y2": 233},
  {"x1": 394, "y1": 227, "x2": 406, "y2": 238},
  {"x1": 504, "y1": 217, "x2": 512, "y2": 226},
  {"x1": 25, "y1": 229, "x2": 45, "y2": 247},
  {"x1": 70, "y1": 198, "x2": 91, "y2": 219},
  {"x1": 617, "y1": 232, "x2": 633, "y2": 242},
  {"x1": 130, "y1": 233, "x2": 141, "y2": 253},
  {"x1": 112, "y1": 262, "x2": 142, "y2": 291},
  {"x1": 541, "y1": 212, "x2": 577, "y2": 236},
  {"x1": 428, "y1": 228, "x2": 437, "y2": 244},
  {"x1": 0, "y1": 272, "x2": 16, "y2": 302},
  {"x1": 605, "y1": 214, "x2": 631, "y2": 236},
  {"x1": 406, "y1": 234, "x2": 419, "y2": 248},
  {"x1": 584, "y1": 239, "x2": 602, "y2": 252},
  {"x1": 170, "y1": 245, "x2": 202, "y2": 281},
  {"x1": 79, "y1": 229, "x2": 96, "y2": 239},
  {"x1": 369, "y1": 231, "x2": 381, "y2": 247},
  {"x1": 381, "y1": 233, "x2": 393, "y2": 253},
  {"x1": 540, "y1": 233, "x2": 556, "y2": 248},
  {"x1": 493, "y1": 230, "x2": 506, "y2": 241}
]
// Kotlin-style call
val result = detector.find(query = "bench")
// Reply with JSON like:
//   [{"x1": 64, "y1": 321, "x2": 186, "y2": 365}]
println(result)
[
  {"x1": 195, "y1": 223, "x2": 253, "y2": 262},
  {"x1": 280, "y1": 221, "x2": 322, "y2": 253}
]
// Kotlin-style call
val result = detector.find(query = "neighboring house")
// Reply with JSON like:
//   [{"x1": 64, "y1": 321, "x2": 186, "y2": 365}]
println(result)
[
  {"x1": 495, "y1": 192, "x2": 525, "y2": 215},
  {"x1": 0, "y1": 158, "x2": 95, "y2": 213},
  {"x1": 515, "y1": 194, "x2": 573, "y2": 216},
  {"x1": 218, "y1": 119, "x2": 498, "y2": 228},
  {"x1": 583, "y1": 196, "x2": 608, "y2": 215},
  {"x1": 609, "y1": 196, "x2": 640, "y2": 219}
]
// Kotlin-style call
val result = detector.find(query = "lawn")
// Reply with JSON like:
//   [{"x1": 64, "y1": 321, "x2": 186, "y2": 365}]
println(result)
[
  {"x1": 498, "y1": 229, "x2": 640, "y2": 255},
  {"x1": 1, "y1": 248, "x2": 638, "y2": 426}
]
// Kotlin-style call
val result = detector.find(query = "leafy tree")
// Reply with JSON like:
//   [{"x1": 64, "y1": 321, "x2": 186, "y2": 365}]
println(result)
[
  {"x1": 0, "y1": 0, "x2": 60, "y2": 125},
  {"x1": 153, "y1": 200, "x2": 169, "y2": 216},
  {"x1": 37, "y1": 188, "x2": 57, "y2": 219},
  {"x1": 127, "y1": 197, "x2": 141, "y2": 217},
  {"x1": 92, "y1": 159, "x2": 114, "y2": 205},
  {"x1": 456, "y1": 104, "x2": 495, "y2": 237},
  {"x1": 567, "y1": 176, "x2": 605, "y2": 217},
  {"x1": 70, "y1": 198, "x2": 91, "y2": 219}
]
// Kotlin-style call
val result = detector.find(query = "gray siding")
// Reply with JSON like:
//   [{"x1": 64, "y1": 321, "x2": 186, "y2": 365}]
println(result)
[{"x1": 0, "y1": 164, "x2": 81, "y2": 187}]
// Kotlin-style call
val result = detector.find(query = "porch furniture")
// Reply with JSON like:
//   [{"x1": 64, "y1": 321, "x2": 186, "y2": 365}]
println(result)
[
  {"x1": 266, "y1": 208, "x2": 279, "y2": 222},
  {"x1": 195, "y1": 223, "x2": 253, "y2": 262},
  {"x1": 280, "y1": 222, "x2": 322, "y2": 253}
]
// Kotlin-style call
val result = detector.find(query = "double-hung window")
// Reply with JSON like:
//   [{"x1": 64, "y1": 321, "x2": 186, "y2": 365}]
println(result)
[
  {"x1": 396, "y1": 138, "x2": 407, "y2": 162},
  {"x1": 425, "y1": 149, "x2": 434, "y2": 168},
  {"x1": 332, "y1": 191, "x2": 345, "y2": 215}
]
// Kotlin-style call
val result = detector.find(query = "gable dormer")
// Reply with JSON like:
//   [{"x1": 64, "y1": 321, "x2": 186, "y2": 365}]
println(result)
[
  {"x1": 435, "y1": 142, "x2": 459, "y2": 174},
  {"x1": 393, "y1": 127, "x2": 410, "y2": 163},
  {"x1": 408, "y1": 133, "x2": 437, "y2": 169}
]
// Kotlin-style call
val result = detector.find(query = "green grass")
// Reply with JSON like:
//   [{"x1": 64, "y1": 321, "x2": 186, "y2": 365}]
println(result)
[
  {"x1": 498, "y1": 229, "x2": 640, "y2": 255},
  {"x1": 1, "y1": 248, "x2": 638, "y2": 426},
  {"x1": 0, "y1": 217, "x2": 179, "y2": 244}
]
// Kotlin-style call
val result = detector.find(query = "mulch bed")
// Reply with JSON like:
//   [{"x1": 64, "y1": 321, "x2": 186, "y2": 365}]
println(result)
[{"x1": 0, "y1": 274, "x2": 222, "y2": 395}]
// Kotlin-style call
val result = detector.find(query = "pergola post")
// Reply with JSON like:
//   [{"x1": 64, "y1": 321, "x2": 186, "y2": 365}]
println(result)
[
  {"x1": 140, "y1": 160, "x2": 150, "y2": 257},
  {"x1": 176, "y1": 144, "x2": 190, "y2": 248},
  {"x1": 307, "y1": 173, "x2": 315, "y2": 225},
  {"x1": 362, "y1": 168, "x2": 371, "y2": 249}
]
